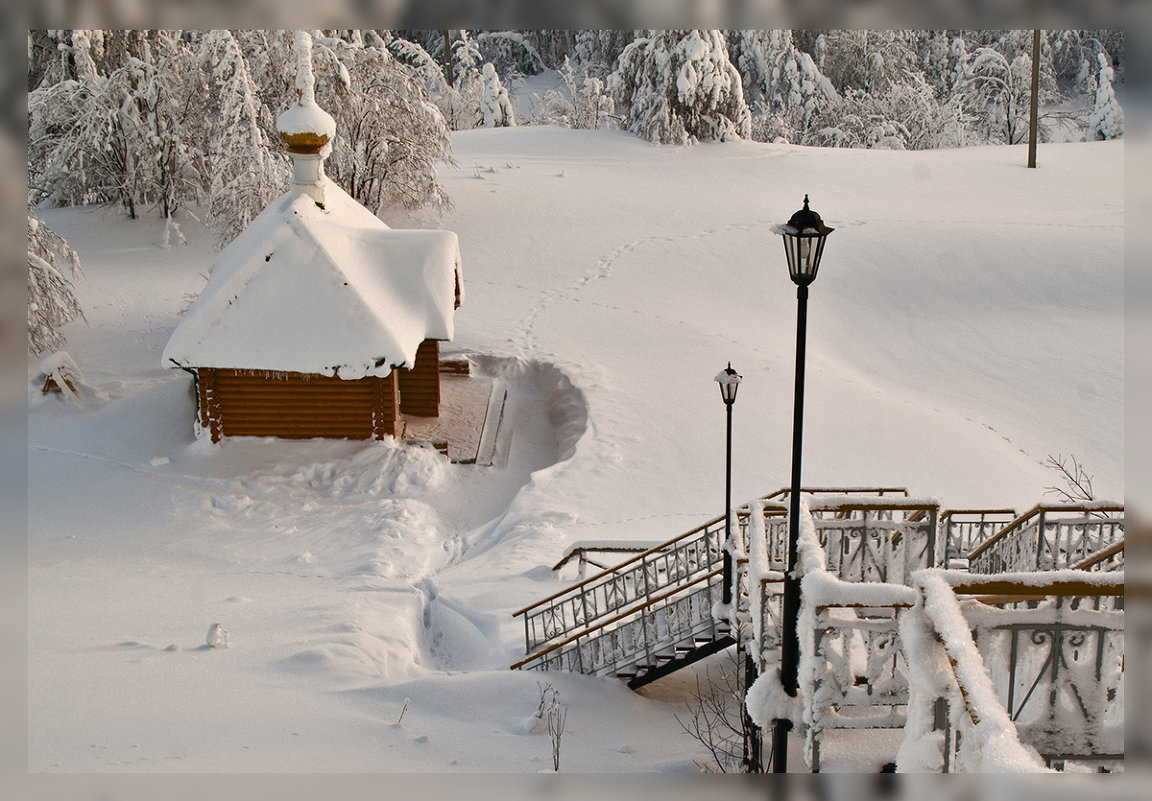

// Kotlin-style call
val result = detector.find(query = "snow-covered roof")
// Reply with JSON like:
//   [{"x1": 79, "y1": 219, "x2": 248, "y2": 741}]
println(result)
[{"x1": 162, "y1": 180, "x2": 461, "y2": 379}]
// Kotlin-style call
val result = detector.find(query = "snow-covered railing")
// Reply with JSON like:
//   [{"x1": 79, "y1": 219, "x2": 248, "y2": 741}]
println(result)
[
  {"x1": 747, "y1": 495, "x2": 919, "y2": 771},
  {"x1": 513, "y1": 516, "x2": 726, "y2": 654},
  {"x1": 898, "y1": 570, "x2": 1125, "y2": 772},
  {"x1": 800, "y1": 572, "x2": 918, "y2": 771},
  {"x1": 966, "y1": 503, "x2": 1124, "y2": 575},
  {"x1": 806, "y1": 496, "x2": 940, "y2": 585},
  {"x1": 510, "y1": 569, "x2": 730, "y2": 680},
  {"x1": 1073, "y1": 540, "x2": 1124, "y2": 572},
  {"x1": 749, "y1": 495, "x2": 941, "y2": 670},
  {"x1": 550, "y1": 540, "x2": 663, "y2": 578},
  {"x1": 938, "y1": 508, "x2": 1017, "y2": 568},
  {"x1": 514, "y1": 501, "x2": 788, "y2": 656}
]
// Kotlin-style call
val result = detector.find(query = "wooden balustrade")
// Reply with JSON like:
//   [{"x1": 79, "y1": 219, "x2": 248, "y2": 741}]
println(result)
[{"x1": 966, "y1": 503, "x2": 1124, "y2": 574}]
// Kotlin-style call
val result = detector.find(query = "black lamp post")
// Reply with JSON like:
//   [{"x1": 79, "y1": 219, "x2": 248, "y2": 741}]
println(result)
[
  {"x1": 717, "y1": 362, "x2": 761, "y2": 772},
  {"x1": 715, "y1": 363, "x2": 741, "y2": 605},
  {"x1": 772, "y1": 195, "x2": 833, "y2": 773}
]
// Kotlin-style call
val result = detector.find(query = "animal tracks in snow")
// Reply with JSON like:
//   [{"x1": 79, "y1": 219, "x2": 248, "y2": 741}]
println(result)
[{"x1": 512, "y1": 221, "x2": 769, "y2": 357}]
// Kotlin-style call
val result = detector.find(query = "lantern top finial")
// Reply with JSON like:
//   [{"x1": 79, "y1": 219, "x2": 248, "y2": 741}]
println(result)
[{"x1": 785, "y1": 195, "x2": 832, "y2": 236}]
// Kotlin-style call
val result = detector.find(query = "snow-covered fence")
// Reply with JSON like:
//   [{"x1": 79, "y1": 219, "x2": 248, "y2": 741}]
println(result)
[
  {"x1": 938, "y1": 508, "x2": 1018, "y2": 568},
  {"x1": 511, "y1": 569, "x2": 730, "y2": 681},
  {"x1": 1073, "y1": 540, "x2": 1124, "y2": 572},
  {"x1": 966, "y1": 503, "x2": 1124, "y2": 575},
  {"x1": 513, "y1": 514, "x2": 728, "y2": 654},
  {"x1": 778, "y1": 496, "x2": 920, "y2": 771},
  {"x1": 899, "y1": 570, "x2": 1125, "y2": 772},
  {"x1": 751, "y1": 494, "x2": 940, "y2": 668},
  {"x1": 801, "y1": 573, "x2": 919, "y2": 771},
  {"x1": 514, "y1": 501, "x2": 788, "y2": 656},
  {"x1": 805, "y1": 496, "x2": 940, "y2": 585}
]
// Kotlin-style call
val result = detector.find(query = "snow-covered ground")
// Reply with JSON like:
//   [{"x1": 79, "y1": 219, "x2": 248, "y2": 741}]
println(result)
[{"x1": 27, "y1": 126, "x2": 1123, "y2": 773}]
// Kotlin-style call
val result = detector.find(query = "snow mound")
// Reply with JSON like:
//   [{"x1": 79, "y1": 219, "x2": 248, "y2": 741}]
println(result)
[{"x1": 237, "y1": 438, "x2": 450, "y2": 499}]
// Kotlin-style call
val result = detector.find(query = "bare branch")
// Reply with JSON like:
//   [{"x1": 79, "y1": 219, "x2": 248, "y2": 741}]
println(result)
[{"x1": 1043, "y1": 453, "x2": 1096, "y2": 504}]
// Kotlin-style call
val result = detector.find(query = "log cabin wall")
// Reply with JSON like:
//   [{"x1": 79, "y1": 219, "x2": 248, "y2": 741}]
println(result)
[
  {"x1": 195, "y1": 367, "x2": 398, "y2": 443},
  {"x1": 397, "y1": 338, "x2": 441, "y2": 417}
]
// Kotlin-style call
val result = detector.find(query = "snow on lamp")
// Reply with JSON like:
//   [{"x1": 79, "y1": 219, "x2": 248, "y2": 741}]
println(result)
[
  {"x1": 715, "y1": 362, "x2": 741, "y2": 406},
  {"x1": 774, "y1": 195, "x2": 833, "y2": 286}
]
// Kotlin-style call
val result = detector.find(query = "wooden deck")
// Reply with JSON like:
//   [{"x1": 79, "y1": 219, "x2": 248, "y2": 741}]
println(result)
[{"x1": 399, "y1": 369, "x2": 506, "y2": 465}]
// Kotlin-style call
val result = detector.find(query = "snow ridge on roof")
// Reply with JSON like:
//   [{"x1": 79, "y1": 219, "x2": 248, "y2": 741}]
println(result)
[{"x1": 162, "y1": 180, "x2": 461, "y2": 379}]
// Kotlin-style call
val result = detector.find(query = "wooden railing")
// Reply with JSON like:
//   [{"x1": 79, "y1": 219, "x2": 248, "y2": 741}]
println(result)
[
  {"x1": 966, "y1": 503, "x2": 1124, "y2": 574},
  {"x1": 513, "y1": 501, "x2": 788, "y2": 657},
  {"x1": 904, "y1": 571, "x2": 1125, "y2": 772},
  {"x1": 938, "y1": 508, "x2": 1017, "y2": 567},
  {"x1": 1073, "y1": 539, "x2": 1124, "y2": 572},
  {"x1": 513, "y1": 515, "x2": 726, "y2": 655},
  {"x1": 511, "y1": 569, "x2": 729, "y2": 678},
  {"x1": 807, "y1": 497, "x2": 940, "y2": 585},
  {"x1": 513, "y1": 488, "x2": 917, "y2": 682}
]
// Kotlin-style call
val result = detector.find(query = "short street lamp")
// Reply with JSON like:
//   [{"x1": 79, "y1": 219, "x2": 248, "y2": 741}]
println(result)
[
  {"x1": 715, "y1": 362, "x2": 741, "y2": 606},
  {"x1": 772, "y1": 195, "x2": 833, "y2": 773}
]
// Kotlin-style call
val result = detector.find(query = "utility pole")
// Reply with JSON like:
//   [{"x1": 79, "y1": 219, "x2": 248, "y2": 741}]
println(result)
[
  {"x1": 443, "y1": 30, "x2": 454, "y2": 87},
  {"x1": 1028, "y1": 29, "x2": 1041, "y2": 168}
]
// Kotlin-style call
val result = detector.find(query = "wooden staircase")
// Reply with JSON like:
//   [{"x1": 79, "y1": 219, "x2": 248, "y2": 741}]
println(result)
[{"x1": 511, "y1": 491, "x2": 1126, "y2": 698}]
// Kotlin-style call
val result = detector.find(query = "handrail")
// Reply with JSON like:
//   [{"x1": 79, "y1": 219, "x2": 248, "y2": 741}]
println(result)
[
  {"x1": 516, "y1": 490, "x2": 906, "y2": 617},
  {"x1": 514, "y1": 502, "x2": 786, "y2": 618},
  {"x1": 510, "y1": 568, "x2": 722, "y2": 670},
  {"x1": 940, "y1": 508, "x2": 1017, "y2": 518},
  {"x1": 966, "y1": 503, "x2": 1124, "y2": 562},
  {"x1": 512, "y1": 513, "x2": 726, "y2": 617},
  {"x1": 1072, "y1": 539, "x2": 1124, "y2": 571},
  {"x1": 765, "y1": 486, "x2": 908, "y2": 501},
  {"x1": 945, "y1": 574, "x2": 1124, "y2": 598},
  {"x1": 907, "y1": 569, "x2": 1125, "y2": 771},
  {"x1": 551, "y1": 543, "x2": 657, "y2": 572}
]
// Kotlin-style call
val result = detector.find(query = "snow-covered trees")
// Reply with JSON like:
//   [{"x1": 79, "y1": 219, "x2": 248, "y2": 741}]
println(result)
[
  {"x1": 731, "y1": 30, "x2": 838, "y2": 143},
  {"x1": 28, "y1": 30, "x2": 456, "y2": 246},
  {"x1": 474, "y1": 31, "x2": 545, "y2": 76},
  {"x1": 199, "y1": 30, "x2": 289, "y2": 248},
  {"x1": 479, "y1": 62, "x2": 516, "y2": 127},
  {"x1": 27, "y1": 215, "x2": 85, "y2": 356},
  {"x1": 27, "y1": 27, "x2": 1125, "y2": 226},
  {"x1": 27, "y1": 31, "x2": 206, "y2": 221},
  {"x1": 611, "y1": 30, "x2": 751, "y2": 145},
  {"x1": 309, "y1": 34, "x2": 454, "y2": 214},
  {"x1": 537, "y1": 56, "x2": 615, "y2": 130},
  {"x1": 1086, "y1": 51, "x2": 1124, "y2": 140}
]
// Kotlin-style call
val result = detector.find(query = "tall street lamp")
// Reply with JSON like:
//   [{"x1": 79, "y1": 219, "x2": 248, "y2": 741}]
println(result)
[
  {"x1": 772, "y1": 194, "x2": 833, "y2": 772},
  {"x1": 716, "y1": 362, "x2": 761, "y2": 772},
  {"x1": 715, "y1": 362, "x2": 741, "y2": 607}
]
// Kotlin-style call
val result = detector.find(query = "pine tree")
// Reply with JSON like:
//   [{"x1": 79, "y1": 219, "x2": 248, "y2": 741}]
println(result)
[
  {"x1": 1086, "y1": 51, "x2": 1123, "y2": 140},
  {"x1": 610, "y1": 30, "x2": 750, "y2": 145},
  {"x1": 27, "y1": 215, "x2": 86, "y2": 356},
  {"x1": 474, "y1": 32, "x2": 545, "y2": 75},
  {"x1": 538, "y1": 56, "x2": 615, "y2": 130},
  {"x1": 732, "y1": 30, "x2": 838, "y2": 143},
  {"x1": 479, "y1": 62, "x2": 515, "y2": 127}
]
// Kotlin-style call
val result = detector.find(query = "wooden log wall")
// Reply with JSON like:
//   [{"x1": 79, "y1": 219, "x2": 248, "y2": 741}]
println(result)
[
  {"x1": 397, "y1": 338, "x2": 441, "y2": 417},
  {"x1": 196, "y1": 367, "x2": 398, "y2": 443}
]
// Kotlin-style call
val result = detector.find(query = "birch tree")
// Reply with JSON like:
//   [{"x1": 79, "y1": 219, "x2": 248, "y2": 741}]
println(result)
[{"x1": 27, "y1": 215, "x2": 85, "y2": 356}]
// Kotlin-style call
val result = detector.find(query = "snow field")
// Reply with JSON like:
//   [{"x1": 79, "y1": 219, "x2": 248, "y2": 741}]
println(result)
[{"x1": 28, "y1": 127, "x2": 1122, "y2": 771}]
